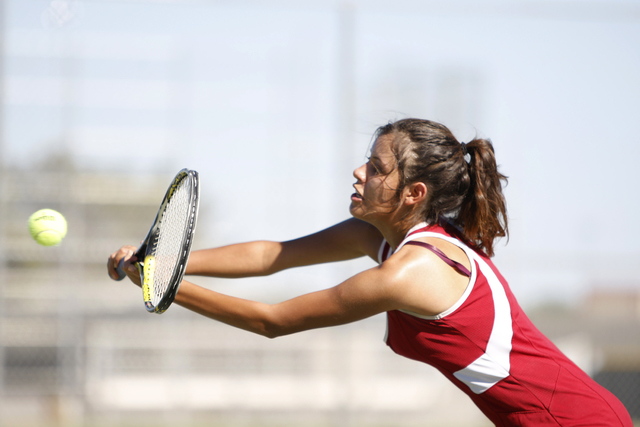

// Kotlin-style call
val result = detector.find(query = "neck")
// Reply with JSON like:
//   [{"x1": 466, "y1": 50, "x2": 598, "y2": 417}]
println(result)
[
  {"x1": 377, "y1": 219, "x2": 424, "y2": 250},
  {"x1": 363, "y1": 206, "x2": 425, "y2": 249}
]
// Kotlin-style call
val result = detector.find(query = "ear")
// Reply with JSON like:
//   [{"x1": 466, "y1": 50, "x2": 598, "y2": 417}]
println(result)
[{"x1": 403, "y1": 182, "x2": 428, "y2": 206}]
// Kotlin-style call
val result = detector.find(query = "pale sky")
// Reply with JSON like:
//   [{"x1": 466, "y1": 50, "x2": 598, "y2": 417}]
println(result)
[{"x1": 3, "y1": 0, "x2": 640, "y2": 307}]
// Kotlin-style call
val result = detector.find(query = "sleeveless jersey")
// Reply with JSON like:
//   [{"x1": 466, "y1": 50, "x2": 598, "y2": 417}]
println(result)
[{"x1": 381, "y1": 222, "x2": 632, "y2": 426}]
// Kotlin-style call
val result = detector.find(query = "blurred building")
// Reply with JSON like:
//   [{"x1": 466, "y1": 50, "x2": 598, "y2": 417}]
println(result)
[
  {"x1": 530, "y1": 289, "x2": 640, "y2": 420},
  {"x1": 0, "y1": 162, "x2": 175, "y2": 425}
]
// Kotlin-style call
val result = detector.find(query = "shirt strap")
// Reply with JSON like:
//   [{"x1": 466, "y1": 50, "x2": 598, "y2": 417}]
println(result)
[{"x1": 404, "y1": 241, "x2": 471, "y2": 277}]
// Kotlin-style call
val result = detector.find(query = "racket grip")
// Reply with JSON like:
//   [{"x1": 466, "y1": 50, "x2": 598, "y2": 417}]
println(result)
[{"x1": 115, "y1": 258, "x2": 127, "y2": 281}]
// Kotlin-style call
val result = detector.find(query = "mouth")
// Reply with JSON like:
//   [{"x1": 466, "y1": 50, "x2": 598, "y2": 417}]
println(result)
[{"x1": 351, "y1": 187, "x2": 364, "y2": 201}]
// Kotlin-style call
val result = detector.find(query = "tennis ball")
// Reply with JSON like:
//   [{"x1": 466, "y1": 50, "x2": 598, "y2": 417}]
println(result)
[{"x1": 28, "y1": 209, "x2": 68, "y2": 246}]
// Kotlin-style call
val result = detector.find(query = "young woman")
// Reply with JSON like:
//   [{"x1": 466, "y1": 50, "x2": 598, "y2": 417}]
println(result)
[{"x1": 108, "y1": 118, "x2": 632, "y2": 426}]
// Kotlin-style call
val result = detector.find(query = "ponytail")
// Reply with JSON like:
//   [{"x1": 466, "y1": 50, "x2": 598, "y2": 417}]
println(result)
[
  {"x1": 375, "y1": 118, "x2": 508, "y2": 257},
  {"x1": 456, "y1": 138, "x2": 508, "y2": 257}
]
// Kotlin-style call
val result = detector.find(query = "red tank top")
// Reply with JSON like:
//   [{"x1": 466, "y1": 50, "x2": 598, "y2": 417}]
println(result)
[{"x1": 382, "y1": 222, "x2": 632, "y2": 426}]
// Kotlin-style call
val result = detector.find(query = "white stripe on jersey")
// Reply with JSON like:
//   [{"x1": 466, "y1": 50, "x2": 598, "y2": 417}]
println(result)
[
  {"x1": 453, "y1": 253, "x2": 512, "y2": 394},
  {"x1": 389, "y1": 225, "x2": 513, "y2": 394}
]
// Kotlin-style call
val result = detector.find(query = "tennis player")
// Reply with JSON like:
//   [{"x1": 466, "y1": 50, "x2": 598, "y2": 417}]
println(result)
[{"x1": 109, "y1": 118, "x2": 632, "y2": 426}]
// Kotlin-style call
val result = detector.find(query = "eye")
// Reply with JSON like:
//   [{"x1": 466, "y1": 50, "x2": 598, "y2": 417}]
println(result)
[{"x1": 366, "y1": 157, "x2": 383, "y2": 176}]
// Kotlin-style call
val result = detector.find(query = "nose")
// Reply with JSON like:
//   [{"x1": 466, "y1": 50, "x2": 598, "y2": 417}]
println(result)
[{"x1": 353, "y1": 163, "x2": 366, "y2": 182}]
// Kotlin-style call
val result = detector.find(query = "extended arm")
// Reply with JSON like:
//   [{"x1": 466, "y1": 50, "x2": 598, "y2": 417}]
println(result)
[
  {"x1": 172, "y1": 238, "x2": 467, "y2": 337},
  {"x1": 174, "y1": 264, "x2": 398, "y2": 338},
  {"x1": 185, "y1": 218, "x2": 383, "y2": 278},
  {"x1": 110, "y1": 242, "x2": 401, "y2": 338},
  {"x1": 110, "y1": 236, "x2": 471, "y2": 339}
]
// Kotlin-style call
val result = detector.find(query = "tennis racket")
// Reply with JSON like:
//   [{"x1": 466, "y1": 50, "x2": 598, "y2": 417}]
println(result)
[{"x1": 115, "y1": 168, "x2": 200, "y2": 314}]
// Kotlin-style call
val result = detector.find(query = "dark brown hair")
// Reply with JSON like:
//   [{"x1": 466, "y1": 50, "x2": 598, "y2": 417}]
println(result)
[{"x1": 375, "y1": 118, "x2": 508, "y2": 256}]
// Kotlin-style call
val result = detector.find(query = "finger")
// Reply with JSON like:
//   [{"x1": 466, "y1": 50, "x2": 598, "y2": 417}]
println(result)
[
  {"x1": 108, "y1": 252, "x2": 121, "y2": 280},
  {"x1": 108, "y1": 246, "x2": 137, "y2": 281},
  {"x1": 122, "y1": 251, "x2": 142, "y2": 287},
  {"x1": 115, "y1": 249, "x2": 136, "y2": 281},
  {"x1": 126, "y1": 261, "x2": 138, "y2": 275}
]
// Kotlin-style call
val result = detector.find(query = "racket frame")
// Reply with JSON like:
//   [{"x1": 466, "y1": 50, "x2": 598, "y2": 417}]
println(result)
[{"x1": 117, "y1": 168, "x2": 200, "y2": 314}]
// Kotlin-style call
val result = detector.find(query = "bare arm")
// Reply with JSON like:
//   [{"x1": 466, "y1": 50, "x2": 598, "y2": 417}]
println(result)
[
  {"x1": 175, "y1": 265, "x2": 398, "y2": 338},
  {"x1": 185, "y1": 218, "x2": 383, "y2": 278},
  {"x1": 109, "y1": 238, "x2": 470, "y2": 339},
  {"x1": 174, "y1": 240, "x2": 468, "y2": 337},
  {"x1": 109, "y1": 245, "x2": 401, "y2": 338}
]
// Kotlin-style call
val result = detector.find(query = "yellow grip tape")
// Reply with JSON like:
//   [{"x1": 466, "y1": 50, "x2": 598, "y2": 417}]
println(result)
[{"x1": 142, "y1": 255, "x2": 156, "y2": 303}]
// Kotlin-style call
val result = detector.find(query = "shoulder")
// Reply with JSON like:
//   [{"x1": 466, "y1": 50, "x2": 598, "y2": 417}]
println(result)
[
  {"x1": 378, "y1": 241, "x2": 472, "y2": 317},
  {"x1": 384, "y1": 242, "x2": 459, "y2": 284}
]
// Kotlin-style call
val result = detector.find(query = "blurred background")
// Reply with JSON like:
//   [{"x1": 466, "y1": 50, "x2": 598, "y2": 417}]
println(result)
[{"x1": 0, "y1": 0, "x2": 639, "y2": 426}]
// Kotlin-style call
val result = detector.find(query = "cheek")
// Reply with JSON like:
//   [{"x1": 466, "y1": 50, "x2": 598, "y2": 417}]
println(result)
[
  {"x1": 364, "y1": 180, "x2": 393, "y2": 204},
  {"x1": 362, "y1": 181, "x2": 380, "y2": 200}
]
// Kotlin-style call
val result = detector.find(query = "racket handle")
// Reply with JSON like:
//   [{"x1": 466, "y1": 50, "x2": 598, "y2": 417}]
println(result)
[{"x1": 115, "y1": 258, "x2": 127, "y2": 281}]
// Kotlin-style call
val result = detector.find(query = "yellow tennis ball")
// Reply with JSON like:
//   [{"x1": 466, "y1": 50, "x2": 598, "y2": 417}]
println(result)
[{"x1": 28, "y1": 209, "x2": 68, "y2": 246}]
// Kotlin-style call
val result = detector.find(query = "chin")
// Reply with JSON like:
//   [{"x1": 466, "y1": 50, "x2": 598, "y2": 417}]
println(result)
[
  {"x1": 349, "y1": 205, "x2": 363, "y2": 219},
  {"x1": 350, "y1": 209, "x2": 375, "y2": 225}
]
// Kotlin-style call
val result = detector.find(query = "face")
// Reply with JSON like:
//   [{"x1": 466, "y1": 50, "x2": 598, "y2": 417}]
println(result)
[{"x1": 350, "y1": 134, "x2": 401, "y2": 223}]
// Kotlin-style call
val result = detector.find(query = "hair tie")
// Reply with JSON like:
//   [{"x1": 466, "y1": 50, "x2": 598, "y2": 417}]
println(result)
[{"x1": 460, "y1": 142, "x2": 471, "y2": 164}]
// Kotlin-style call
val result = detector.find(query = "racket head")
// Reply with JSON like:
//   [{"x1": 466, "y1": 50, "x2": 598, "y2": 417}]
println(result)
[{"x1": 139, "y1": 168, "x2": 200, "y2": 314}]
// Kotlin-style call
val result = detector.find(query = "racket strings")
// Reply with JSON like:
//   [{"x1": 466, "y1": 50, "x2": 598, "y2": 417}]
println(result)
[{"x1": 150, "y1": 177, "x2": 192, "y2": 306}]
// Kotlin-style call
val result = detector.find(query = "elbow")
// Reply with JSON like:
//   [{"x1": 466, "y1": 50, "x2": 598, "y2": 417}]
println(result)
[
  {"x1": 259, "y1": 240, "x2": 290, "y2": 276},
  {"x1": 251, "y1": 302, "x2": 293, "y2": 339},
  {"x1": 261, "y1": 322, "x2": 287, "y2": 339},
  {"x1": 262, "y1": 330, "x2": 280, "y2": 340},
  {"x1": 258, "y1": 313, "x2": 293, "y2": 339}
]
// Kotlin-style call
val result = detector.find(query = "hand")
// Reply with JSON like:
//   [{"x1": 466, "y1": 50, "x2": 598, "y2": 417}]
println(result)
[{"x1": 107, "y1": 245, "x2": 142, "y2": 287}]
